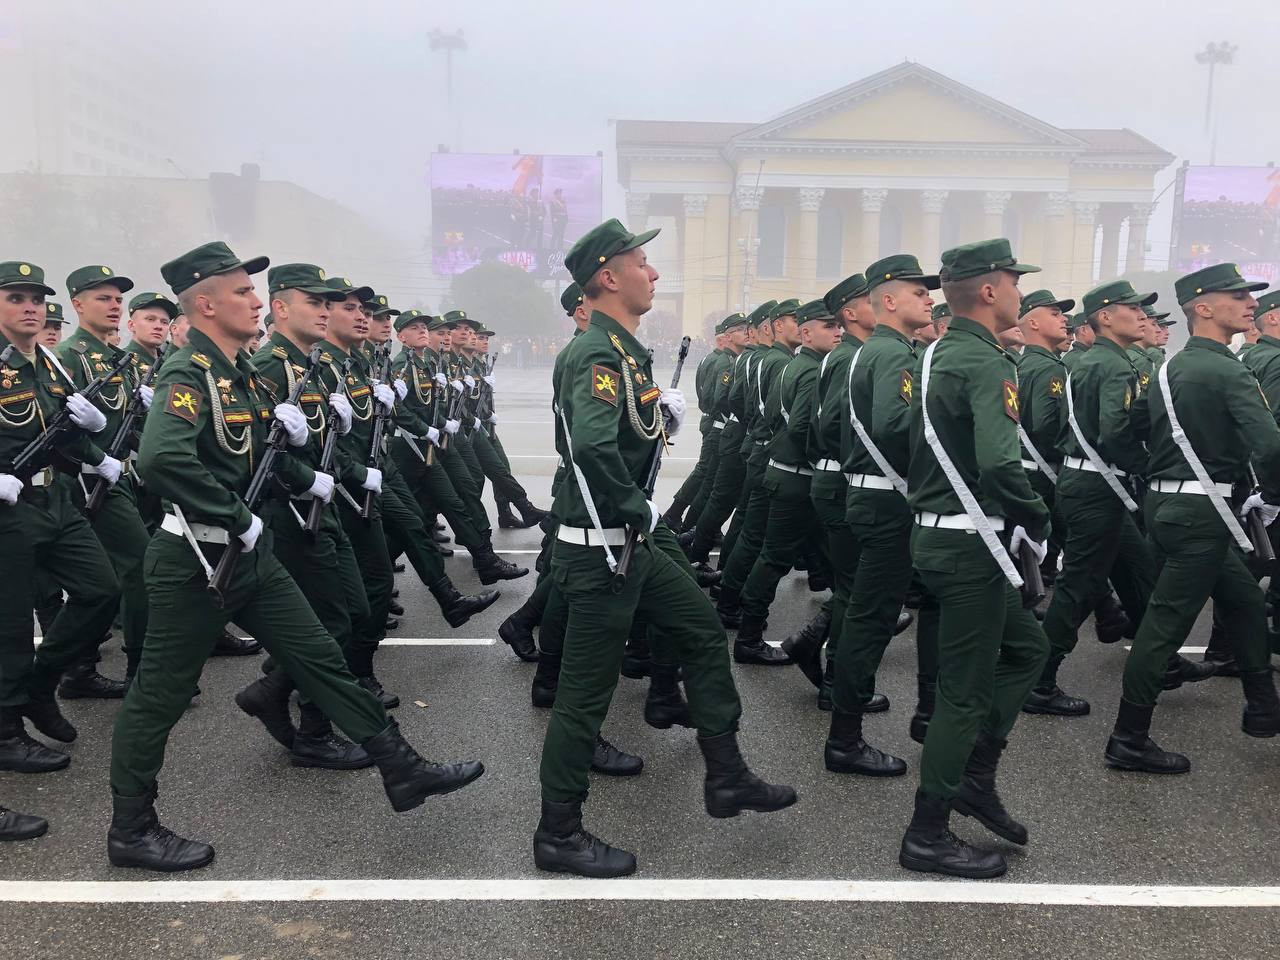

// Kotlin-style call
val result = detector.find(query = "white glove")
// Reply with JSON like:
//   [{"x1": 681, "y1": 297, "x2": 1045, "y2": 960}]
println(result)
[
  {"x1": 660, "y1": 387, "x2": 687, "y2": 438},
  {"x1": 444, "y1": 418, "x2": 460, "y2": 435},
  {"x1": 67, "y1": 393, "x2": 107, "y2": 433},
  {"x1": 238, "y1": 513, "x2": 263, "y2": 553},
  {"x1": 1240, "y1": 492, "x2": 1280, "y2": 526},
  {"x1": 274, "y1": 403, "x2": 308, "y2": 447},
  {"x1": 361, "y1": 468, "x2": 383, "y2": 494},
  {"x1": 307, "y1": 471, "x2": 335, "y2": 503},
  {"x1": 138, "y1": 385, "x2": 154, "y2": 410},
  {"x1": 328, "y1": 393, "x2": 353, "y2": 436},
  {"x1": 426, "y1": 426, "x2": 442, "y2": 446},
  {"x1": 373, "y1": 382, "x2": 396, "y2": 413},
  {"x1": 473, "y1": 417, "x2": 482, "y2": 430},
  {"x1": 463, "y1": 375, "x2": 476, "y2": 389},
  {"x1": 646, "y1": 500, "x2": 661, "y2": 533},
  {"x1": 435, "y1": 372, "x2": 448, "y2": 388},
  {"x1": 1009, "y1": 525, "x2": 1048, "y2": 564},
  {"x1": 483, "y1": 374, "x2": 496, "y2": 388},
  {"x1": 91, "y1": 454, "x2": 123, "y2": 486},
  {"x1": 392, "y1": 378, "x2": 408, "y2": 402},
  {"x1": 487, "y1": 412, "x2": 498, "y2": 425},
  {"x1": 0, "y1": 474, "x2": 22, "y2": 505}
]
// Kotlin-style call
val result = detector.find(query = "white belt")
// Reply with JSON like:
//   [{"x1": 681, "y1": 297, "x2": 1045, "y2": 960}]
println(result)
[
  {"x1": 1063, "y1": 455, "x2": 1127, "y2": 477},
  {"x1": 27, "y1": 467, "x2": 55, "y2": 488},
  {"x1": 767, "y1": 459, "x2": 813, "y2": 477},
  {"x1": 160, "y1": 512, "x2": 230, "y2": 545},
  {"x1": 556, "y1": 524, "x2": 630, "y2": 547},
  {"x1": 813, "y1": 459, "x2": 842, "y2": 472},
  {"x1": 915, "y1": 511, "x2": 1005, "y2": 532},
  {"x1": 81, "y1": 460, "x2": 133, "y2": 477},
  {"x1": 712, "y1": 420, "x2": 726, "y2": 430},
  {"x1": 846, "y1": 473, "x2": 895, "y2": 490},
  {"x1": 1149, "y1": 479, "x2": 1233, "y2": 497}
]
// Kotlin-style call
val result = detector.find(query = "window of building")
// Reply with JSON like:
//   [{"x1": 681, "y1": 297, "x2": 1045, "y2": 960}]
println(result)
[
  {"x1": 816, "y1": 203, "x2": 843, "y2": 279},
  {"x1": 757, "y1": 199, "x2": 787, "y2": 278}
]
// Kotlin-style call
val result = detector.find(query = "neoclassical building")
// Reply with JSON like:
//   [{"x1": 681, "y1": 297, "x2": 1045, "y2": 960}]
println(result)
[{"x1": 615, "y1": 62, "x2": 1173, "y2": 333}]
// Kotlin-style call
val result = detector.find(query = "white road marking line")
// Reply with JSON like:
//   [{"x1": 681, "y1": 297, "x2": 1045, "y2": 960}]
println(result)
[
  {"x1": 509, "y1": 454, "x2": 697, "y2": 462},
  {"x1": 0, "y1": 878, "x2": 1276, "y2": 907},
  {"x1": 1123, "y1": 645, "x2": 1207, "y2": 654},
  {"x1": 379, "y1": 638, "x2": 495, "y2": 646}
]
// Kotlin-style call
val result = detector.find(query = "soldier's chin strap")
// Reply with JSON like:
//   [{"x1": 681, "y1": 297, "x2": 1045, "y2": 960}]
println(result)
[
  {"x1": 919, "y1": 340, "x2": 1024, "y2": 590},
  {"x1": 559, "y1": 406, "x2": 618, "y2": 572},
  {"x1": 1156, "y1": 359, "x2": 1253, "y2": 552}
]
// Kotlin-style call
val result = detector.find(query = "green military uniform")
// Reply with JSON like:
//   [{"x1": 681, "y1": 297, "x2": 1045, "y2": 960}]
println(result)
[
  {"x1": 0, "y1": 261, "x2": 119, "y2": 771},
  {"x1": 1108, "y1": 263, "x2": 1280, "y2": 773},
  {"x1": 1061, "y1": 318, "x2": 1090, "y2": 372},
  {"x1": 1241, "y1": 289, "x2": 1280, "y2": 624},
  {"x1": 666, "y1": 320, "x2": 736, "y2": 529},
  {"x1": 122, "y1": 292, "x2": 177, "y2": 535},
  {"x1": 901, "y1": 239, "x2": 1049, "y2": 880},
  {"x1": 836, "y1": 257, "x2": 943, "y2": 772},
  {"x1": 1035, "y1": 281, "x2": 1157, "y2": 713}
]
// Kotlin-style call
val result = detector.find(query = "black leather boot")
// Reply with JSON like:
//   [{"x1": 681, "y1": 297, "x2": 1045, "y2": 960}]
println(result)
[
  {"x1": 57, "y1": 659, "x2": 127, "y2": 699},
  {"x1": 531, "y1": 653, "x2": 560, "y2": 708},
  {"x1": 0, "y1": 708, "x2": 69, "y2": 773},
  {"x1": 430, "y1": 576, "x2": 501, "y2": 630},
  {"x1": 894, "y1": 608, "x2": 915, "y2": 635},
  {"x1": 1203, "y1": 624, "x2": 1239, "y2": 677},
  {"x1": 661, "y1": 502, "x2": 688, "y2": 530},
  {"x1": 385, "y1": 617, "x2": 400, "y2": 631},
  {"x1": 473, "y1": 548, "x2": 529, "y2": 585},
  {"x1": 1093, "y1": 593, "x2": 1131, "y2": 645},
  {"x1": 234, "y1": 668, "x2": 297, "y2": 748},
  {"x1": 734, "y1": 620, "x2": 791, "y2": 665},
  {"x1": 716, "y1": 591, "x2": 743, "y2": 630},
  {"x1": 1023, "y1": 684, "x2": 1090, "y2": 716},
  {"x1": 621, "y1": 634, "x2": 652, "y2": 679},
  {"x1": 1242, "y1": 668, "x2": 1280, "y2": 738},
  {"x1": 533, "y1": 797, "x2": 636, "y2": 877},
  {"x1": 107, "y1": 788, "x2": 214, "y2": 872},
  {"x1": 212, "y1": 629, "x2": 262, "y2": 657},
  {"x1": 1163, "y1": 653, "x2": 1217, "y2": 690},
  {"x1": 807, "y1": 571, "x2": 831, "y2": 593},
  {"x1": 289, "y1": 704, "x2": 373, "y2": 770},
  {"x1": 909, "y1": 675, "x2": 935, "y2": 745},
  {"x1": 361, "y1": 722, "x2": 484, "y2": 812},
  {"x1": 698, "y1": 731, "x2": 797, "y2": 818},
  {"x1": 516, "y1": 500, "x2": 549, "y2": 529},
  {"x1": 496, "y1": 502, "x2": 523, "y2": 529},
  {"x1": 591, "y1": 734, "x2": 643, "y2": 775},
  {"x1": 899, "y1": 788, "x2": 1006, "y2": 879},
  {"x1": 497, "y1": 604, "x2": 540, "y2": 661},
  {"x1": 357, "y1": 672, "x2": 400, "y2": 710},
  {"x1": 824, "y1": 710, "x2": 906, "y2": 776},
  {"x1": 388, "y1": 599, "x2": 405, "y2": 616},
  {"x1": 782, "y1": 608, "x2": 830, "y2": 688},
  {"x1": 952, "y1": 731, "x2": 1027, "y2": 845},
  {"x1": 1105, "y1": 699, "x2": 1190, "y2": 773},
  {"x1": 0, "y1": 805, "x2": 48, "y2": 841},
  {"x1": 644, "y1": 664, "x2": 692, "y2": 729},
  {"x1": 692, "y1": 562, "x2": 721, "y2": 589},
  {"x1": 20, "y1": 698, "x2": 76, "y2": 743},
  {"x1": 817, "y1": 659, "x2": 834, "y2": 711}
]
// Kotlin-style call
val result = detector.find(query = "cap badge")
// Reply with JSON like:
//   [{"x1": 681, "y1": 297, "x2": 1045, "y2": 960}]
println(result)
[{"x1": 18, "y1": 264, "x2": 31, "y2": 276}]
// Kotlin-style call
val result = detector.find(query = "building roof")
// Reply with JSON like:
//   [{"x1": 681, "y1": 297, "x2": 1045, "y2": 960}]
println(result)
[
  {"x1": 1060, "y1": 127, "x2": 1171, "y2": 156},
  {"x1": 615, "y1": 119, "x2": 755, "y2": 147}
]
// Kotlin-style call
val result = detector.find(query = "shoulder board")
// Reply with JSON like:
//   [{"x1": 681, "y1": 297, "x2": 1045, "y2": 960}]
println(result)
[
  {"x1": 68, "y1": 340, "x2": 89, "y2": 355},
  {"x1": 271, "y1": 345, "x2": 289, "y2": 360},
  {"x1": 320, "y1": 351, "x2": 333, "y2": 363},
  {"x1": 190, "y1": 352, "x2": 212, "y2": 370}
]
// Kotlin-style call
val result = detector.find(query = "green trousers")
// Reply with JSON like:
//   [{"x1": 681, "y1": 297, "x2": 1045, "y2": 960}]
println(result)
[
  {"x1": 812, "y1": 489, "x2": 859, "y2": 664},
  {"x1": 3, "y1": 481, "x2": 119, "y2": 705},
  {"x1": 683, "y1": 433, "x2": 722, "y2": 531},
  {"x1": 381, "y1": 467, "x2": 447, "y2": 585},
  {"x1": 911, "y1": 526, "x2": 1048, "y2": 801},
  {"x1": 111, "y1": 528, "x2": 388, "y2": 798},
  {"x1": 453, "y1": 432, "x2": 487, "y2": 495},
  {"x1": 1040, "y1": 472, "x2": 1154, "y2": 684},
  {"x1": 471, "y1": 427, "x2": 529, "y2": 506},
  {"x1": 337, "y1": 490, "x2": 395, "y2": 674},
  {"x1": 738, "y1": 466, "x2": 825, "y2": 624},
  {"x1": 688, "y1": 427, "x2": 748, "y2": 561},
  {"x1": 540, "y1": 527, "x2": 742, "y2": 803},
  {"x1": 394, "y1": 439, "x2": 489, "y2": 554},
  {"x1": 719, "y1": 467, "x2": 770, "y2": 597},
  {"x1": 1123, "y1": 492, "x2": 1268, "y2": 707},
  {"x1": 670, "y1": 426, "x2": 718, "y2": 517},
  {"x1": 81, "y1": 476, "x2": 151, "y2": 673}
]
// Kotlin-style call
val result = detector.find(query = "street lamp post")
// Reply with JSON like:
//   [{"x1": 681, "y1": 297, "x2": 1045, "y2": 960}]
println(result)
[
  {"x1": 1195, "y1": 41, "x2": 1236, "y2": 165},
  {"x1": 429, "y1": 28, "x2": 468, "y2": 151}
]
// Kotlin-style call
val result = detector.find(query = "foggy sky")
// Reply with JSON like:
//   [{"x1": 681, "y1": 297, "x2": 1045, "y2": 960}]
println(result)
[{"x1": 24, "y1": 0, "x2": 1280, "y2": 252}]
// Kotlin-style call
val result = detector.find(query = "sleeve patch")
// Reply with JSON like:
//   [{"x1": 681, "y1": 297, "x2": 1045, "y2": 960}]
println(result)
[
  {"x1": 1049, "y1": 375, "x2": 1064, "y2": 397},
  {"x1": 165, "y1": 383, "x2": 201, "y2": 423},
  {"x1": 591, "y1": 364, "x2": 620, "y2": 406},
  {"x1": 900, "y1": 369, "x2": 914, "y2": 404},
  {"x1": 721, "y1": 370, "x2": 732, "y2": 384},
  {"x1": 1002, "y1": 379, "x2": 1020, "y2": 422}
]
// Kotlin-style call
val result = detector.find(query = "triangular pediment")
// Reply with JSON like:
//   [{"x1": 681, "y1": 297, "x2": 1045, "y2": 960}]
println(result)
[{"x1": 732, "y1": 62, "x2": 1084, "y2": 148}]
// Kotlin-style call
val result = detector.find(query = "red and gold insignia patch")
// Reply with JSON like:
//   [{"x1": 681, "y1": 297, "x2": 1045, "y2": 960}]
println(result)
[
  {"x1": 591, "y1": 364, "x2": 620, "y2": 406},
  {"x1": 638, "y1": 386, "x2": 662, "y2": 406},
  {"x1": 1002, "y1": 379, "x2": 1020, "y2": 422},
  {"x1": 222, "y1": 410, "x2": 253, "y2": 424},
  {"x1": 1049, "y1": 375, "x2": 1064, "y2": 397},
  {"x1": 165, "y1": 384, "x2": 201, "y2": 423},
  {"x1": 900, "y1": 370, "x2": 914, "y2": 404},
  {"x1": 0, "y1": 390, "x2": 35, "y2": 407}
]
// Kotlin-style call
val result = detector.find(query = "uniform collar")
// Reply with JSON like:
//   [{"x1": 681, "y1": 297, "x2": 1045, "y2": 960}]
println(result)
[
  {"x1": 770, "y1": 340, "x2": 792, "y2": 355},
  {"x1": 69, "y1": 326, "x2": 112, "y2": 355},
  {"x1": 588, "y1": 310, "x2": 648, "y2": 364},
  {"x1": 870, "y1": 325, "x2": 914, "y2": 348},
  {"x1": 1259, "y1": 335, "x2": 1280, "y2": 350},
  {"x1": 126, "y1": 340, "x2": 158, "y2": 361},
  {"x1": 186, "y1": 325, "x2": 256, "y2": 383},
  {"x1": 841, "y1": 331, "x2": 863, "y2": 347},
  {"x1": 1185, "y1": 336, "x2": 1234, "y2": 358},
  {"x1": 798, "y1": 345, "x2": 822, "y2": 360},
  {"x1": 1094, "y1": 335, "x2": 1134, "y2": 359},
  {"x1": 1023, "y1": 343, "x2": 1063, "y2": 364},
  {"x1": 946, "y1": 315, "x2": 1002, "y2": 352}
]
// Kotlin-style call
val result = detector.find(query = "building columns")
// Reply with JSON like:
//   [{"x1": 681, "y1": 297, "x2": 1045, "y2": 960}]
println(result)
[
  {"x1": 1070, "y1": 201, "x2": 1100, "y2": 294},
  {"x1": 982, "y1": 191, "x2": 1011, "y2": 240},
  {"x1": 918, "y1": 190, "x2": 948, "y2": 271},
  {"x1": 1041, "y1": 192, "x2": 1070, "y2": 292},
  {"x1": 796, "y1": 187, "x2": 825, "y2": 300},
  {"x1": 625, "y1": 191, "x2": 651, "y2": 230},
  {"x1": 732, "y1": 186, "x2": 764, "y2": 310},
  {"x1": 860, "y1": 188, "x2": 889, "y2": 268},
  {"x1": 1126, "y1": 204, "x2": 1150, "y2": 274},
  {"x1": 680, "y1": 193, "x2": 709, "y2": 336},
  {"x1": 1097, "y1": 205, "x2": 1124, "y2": 281}
]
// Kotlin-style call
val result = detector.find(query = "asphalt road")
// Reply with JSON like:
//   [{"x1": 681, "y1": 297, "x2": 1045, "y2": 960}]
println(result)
[{"x1": 4, "y1": 368, "x2": 1279, "y2": 960}]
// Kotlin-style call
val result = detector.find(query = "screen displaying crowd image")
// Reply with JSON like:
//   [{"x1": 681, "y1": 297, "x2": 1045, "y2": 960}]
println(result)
[
  {"x1": 1173, "y1": 165, "x2": 1280, "y2": 285},
  {"x1": 431, "y1": 153, "x2": 603, "y2": 278}
]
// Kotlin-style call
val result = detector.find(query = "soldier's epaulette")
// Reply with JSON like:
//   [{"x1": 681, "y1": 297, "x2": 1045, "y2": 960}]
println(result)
[
  {"x1": 320, "y1": 351, "x2": 333, "y2": 363},
  {"x1": 271, "y1": 345, "x2": 289, "y2": 360},
  {"x1": 190, "y1": 352, "x2": 213, "y2": 370},
  {"x1": 68, "y1": 339, "x2": 89, "y2": 355}
]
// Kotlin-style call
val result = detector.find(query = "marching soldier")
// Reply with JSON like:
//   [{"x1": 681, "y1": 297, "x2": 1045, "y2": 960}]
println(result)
[
  {"x1": 39, "y1": 301, "x2": 66, "y2": 348},
  {"x1": 663, "y1": 324, "x2": 730, "y2": 530},
  {"x1": 1241, "y1": 289, "x2": 1280, "y2": 634},
  {"x1": 1061, "y1": 313, "x2": 1093, "y2": 371},
  {"x1": 1237, "y1": 321, "x2": 1261, "y2": 359},
  {"x1": 108, "y1": 242, "x2": 483, "y2": 872},
  {"x1": 901, "y1": 238, "x2": 1049, "y2": 879},
  {"x1": 534, "y1": 219, "x2": 794, "y2": 878},
  {"x1": 1107, "y1": 263, "x2": 1280, "y2": 772}
]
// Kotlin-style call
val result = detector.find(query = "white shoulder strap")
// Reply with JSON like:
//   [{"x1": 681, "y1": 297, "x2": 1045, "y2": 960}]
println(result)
[
  {"x1": 38, "y1": 344, "x2": 77, "y2": 388},
  {"x1": 558, "y1": 406, "x2": 618, "y2": 572},
  {"x1": 845, "y1": 345, "x2": 908, "y2": 496},
  {"x1": 1014, "y1": 369, "x2": 1058, "y2": 483},
  {"x1": 1064, "y1": 373, "x2": 1139, "y2": 512},
  {"x1": 817, "y1": 350, "x2": 830, "y2": 418},
  {"x1": 919, "y1": 340, "x2": 1023, "y2": 589},
  {"x1": 1156, "y1": 359, "x2": 1252, "y2": 552}
]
